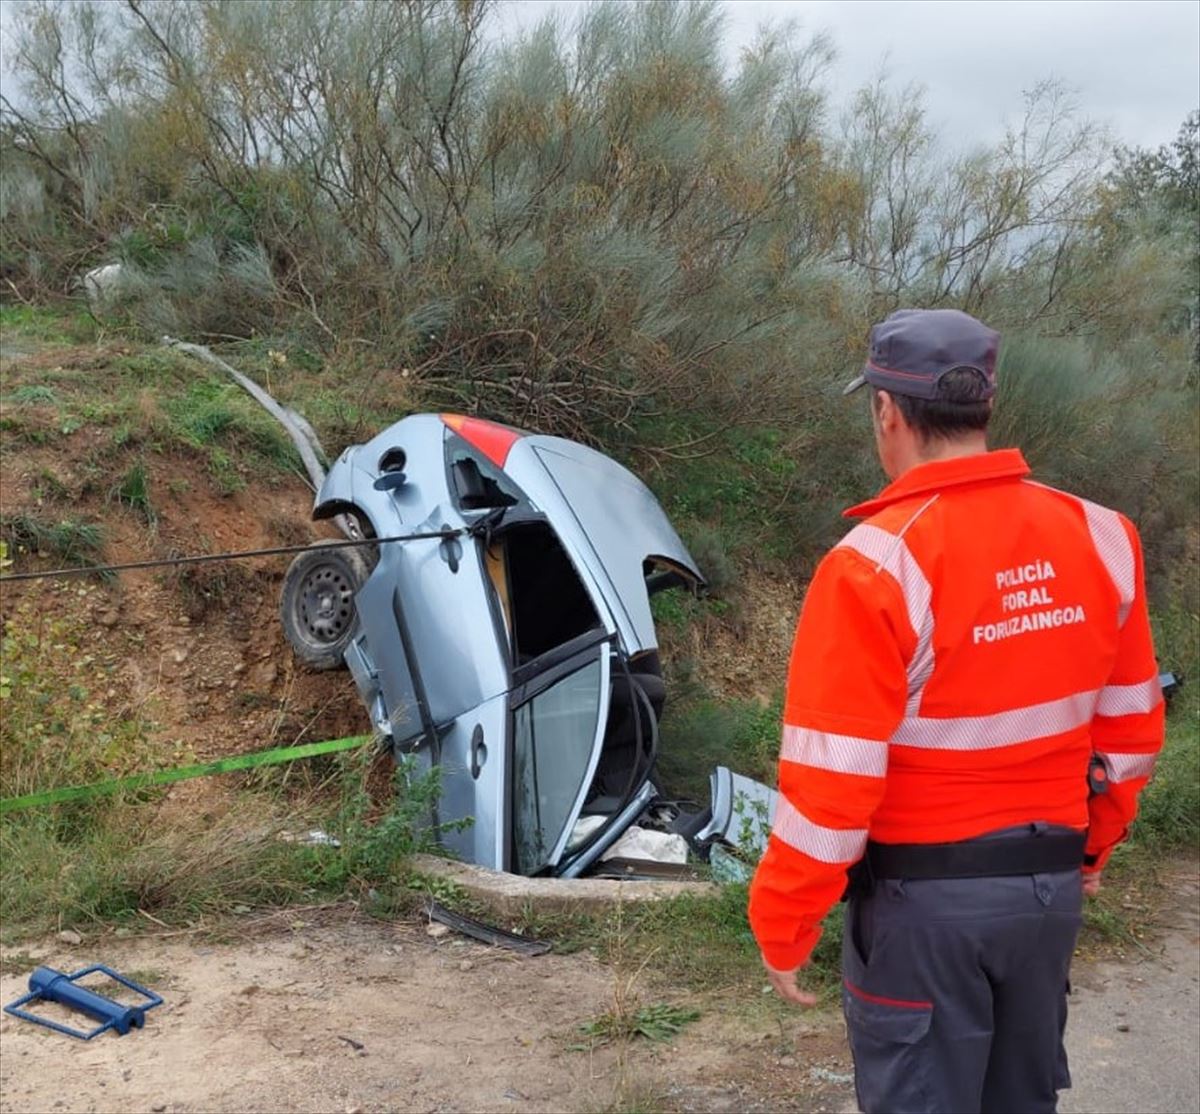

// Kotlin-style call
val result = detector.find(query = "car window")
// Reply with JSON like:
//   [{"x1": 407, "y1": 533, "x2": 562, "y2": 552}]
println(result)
[
  {"x1": 497, "y1": 523, "x2": 601, "y2": 665},
  {"x1": 512, "y1": 658, "x2": 603, "y2": 874}
]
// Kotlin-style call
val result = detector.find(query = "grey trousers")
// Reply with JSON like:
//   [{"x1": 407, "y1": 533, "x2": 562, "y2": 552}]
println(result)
[{"x1": 841, "y1": 838, "x2": 1083, "y2": 1114}]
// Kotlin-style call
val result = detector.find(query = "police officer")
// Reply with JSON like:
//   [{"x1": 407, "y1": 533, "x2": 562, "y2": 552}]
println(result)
[{"x1": 748, "y1": 309, "x2": 1164, "y2": 1114}]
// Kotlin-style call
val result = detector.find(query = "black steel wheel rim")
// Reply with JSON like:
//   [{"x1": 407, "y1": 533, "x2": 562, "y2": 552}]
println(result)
[{"x1": 297, "y1": 562, "x2": 355, "y2": 644}]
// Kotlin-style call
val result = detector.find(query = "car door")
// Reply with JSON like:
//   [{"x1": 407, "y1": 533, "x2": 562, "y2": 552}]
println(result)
[{"x1": 508, "y1": 636, "x2": 613, "y2": 875}]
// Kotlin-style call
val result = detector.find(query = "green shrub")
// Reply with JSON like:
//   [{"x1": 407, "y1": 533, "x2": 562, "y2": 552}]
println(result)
[{"x1": 656, "y1": 692, "x2": 783, "y2": 802}]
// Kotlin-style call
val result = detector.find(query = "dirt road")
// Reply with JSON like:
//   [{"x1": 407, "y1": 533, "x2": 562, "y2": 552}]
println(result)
[
  {"x1": 1, "y1": 870, "x2": 1196, "y2": 1114},
  {"x1": 0, "y1": 911, "x2": 852, "y2": 1114}
]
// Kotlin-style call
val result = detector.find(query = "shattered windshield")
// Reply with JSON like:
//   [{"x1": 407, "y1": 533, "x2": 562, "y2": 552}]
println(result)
[{"x1": 512, "y1": 659, "x2": 603, "y2": 874}]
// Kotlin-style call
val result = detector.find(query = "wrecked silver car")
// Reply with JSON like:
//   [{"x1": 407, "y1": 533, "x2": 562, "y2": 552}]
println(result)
[{"x1": 279, "y1": 412, "x2": 715, "y2": 877}]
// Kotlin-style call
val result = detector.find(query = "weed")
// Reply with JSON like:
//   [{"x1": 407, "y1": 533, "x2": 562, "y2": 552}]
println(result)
[
  {"x1": 5, "y1": 385, "x2": 59, "y2": 405},
  {"x1": 1132, "y1": 607, "x2": 1200, "y2": 851},
  {"x1": 30, "y1": 467, "x2": 71, "y2": 503},
  {"x1": 324, "y1": 752, "x2": 470, "y2": 891},
  {"x1": 116, "y1": 968, "x2": 174, "y2": 991},
  {"x1": 404, "y1": 873, "x2": 477, "y2": 912},
  {"x1": 597, "y1": 1079, "x2": 670, "y2": 1114},
  {"x1": 111, "y1": 459, "x2": 156, "y2": 526},
  {"x1": 0, "y1": 598, "x2": 302, "y2": 938},
  {"x1": 0, "y1": 514, "x2": 104, "y2": 570},
  {"x1": 1135, "y1": 711, "x2": 1200, "y2": 848},
  {"x1": 680, "y1": 524, "x2": 737, "y2": 596},
  {"x1": 579, "y1": 1002, "x2": 701, "y2": 1046},
  {"x1": 0, "y1": 803, "x2": 322, "y2": 939},
  {"x1": 0, "y1": 641, "x2": 451, "y2": 939}
]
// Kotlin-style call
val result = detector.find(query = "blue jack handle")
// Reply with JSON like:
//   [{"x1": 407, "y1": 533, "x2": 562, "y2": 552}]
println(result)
[
  {"x1": 3, "y1": 966, "x2": 163, "y2": 1039},
  {"x1": 28, "y1": 967, "x2": 146, "y2": 1034}
]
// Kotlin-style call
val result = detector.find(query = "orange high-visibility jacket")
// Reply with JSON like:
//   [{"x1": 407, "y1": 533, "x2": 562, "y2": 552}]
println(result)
[{"x1": 748, "y1": 449, "x2": 1164, "y2": 971}]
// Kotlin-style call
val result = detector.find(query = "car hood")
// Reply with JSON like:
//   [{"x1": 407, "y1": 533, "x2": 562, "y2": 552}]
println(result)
[{"x1": 501, "y1": 435, "x2": 705, "y2": 654}]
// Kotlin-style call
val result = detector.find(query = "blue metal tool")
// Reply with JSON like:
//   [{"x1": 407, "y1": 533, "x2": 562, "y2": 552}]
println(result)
[{"x1": 3, "y1": 965, "x2": 163, "y2": 1040}]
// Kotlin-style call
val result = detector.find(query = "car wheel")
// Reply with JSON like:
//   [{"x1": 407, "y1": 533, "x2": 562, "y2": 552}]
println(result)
[{"x1": 280, "y1": 540, "x2": 373, "y2": 671}]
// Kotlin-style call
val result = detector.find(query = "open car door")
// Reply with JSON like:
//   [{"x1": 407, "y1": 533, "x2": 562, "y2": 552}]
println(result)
[{"x1": 502, "y1": 438, "x2": 705, "y2": 655}]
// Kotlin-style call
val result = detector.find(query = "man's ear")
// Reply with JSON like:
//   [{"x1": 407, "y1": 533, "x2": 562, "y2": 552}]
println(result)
[{"x1": 875, "y1": 389, "x2": 899, "y2": 433}]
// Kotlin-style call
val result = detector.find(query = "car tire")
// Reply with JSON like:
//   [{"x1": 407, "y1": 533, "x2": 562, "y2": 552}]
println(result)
[{"x1": 280, "y1": 540, "x2": 373, "y2": 671}]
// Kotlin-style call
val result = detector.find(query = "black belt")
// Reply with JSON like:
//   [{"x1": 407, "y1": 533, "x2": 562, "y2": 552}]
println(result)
[{"x1": 863, "y1": 831, "x2": 1086, "y2": 881}]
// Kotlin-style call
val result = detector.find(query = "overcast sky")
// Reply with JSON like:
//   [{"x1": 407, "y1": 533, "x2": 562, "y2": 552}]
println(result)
[
  {"x1": 496, "y1": 0, "x2": 1200, "y2": 153},
  {"x1": 1, "y1": 1, "x2": 1194, "y2": 154}
]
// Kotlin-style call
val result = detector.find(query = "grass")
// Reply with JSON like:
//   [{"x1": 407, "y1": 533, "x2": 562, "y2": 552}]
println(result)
[
  {"x1": 159, "y1": 378, "x2": 301, "y2": 491},
  {"x1": 1, "y1": 324, "x2": 307, "y2": 494},
  {"x1": 578, "y1": 1002, "x2": 701, "y2": 1046},
  {"x1": 3, "y1": 385, "x2": 60, "y2": 406},
  {"x1": 0, "y1": 593, "x2": 169, "y2": 797},
  {"x1": 631, "y1": 419, "x2": 809, "y2": 568},
  {"x1": 0, "y1": 304, "x2": 97, "y2": 345},
  {"x1": 496, "y1": 879, "x2": 845, "y2": 1010},
  {"x1": 0, "y1": 513, "x2": 104, "y2": 570},
  {"x1": 110, "y1": 459, "x2": 156, "y2": 525},
  {"x1": 0, "y1": 804, "x2": 328, "y2": 941},
  {"x1": 0, "y1": 618, "x2": 444, "y2": 941},
  {"x1": 1136, "y1": 606, "x2": 1200, "y2": 850}
]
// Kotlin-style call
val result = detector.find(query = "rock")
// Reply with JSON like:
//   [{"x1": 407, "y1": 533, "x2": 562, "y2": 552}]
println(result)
[
  {"x1": 98, "y1": 611, "x2": 119, "y2": 628},
  {"x1": 458, "y1": 959, "x2": 474, "y2": 972},
  {"x1": 57, "y1": 929, "x2": 82, "y2": 946},
  {"x1": 233, "y1": 904, "x2": 252, "y2": 915},
  {"x1": 172, "y1": 648, "x2": 189, "y2": 664},
  {"x1": 1117, "y1": 1022, "x2": 1131, "y2": 1032},
  {"x1": 152, "y1": 1105, "x2": 167, "y2": 1113},
  {"x1": 426, "y1": 923, "x2": 451, "y2": 940}
]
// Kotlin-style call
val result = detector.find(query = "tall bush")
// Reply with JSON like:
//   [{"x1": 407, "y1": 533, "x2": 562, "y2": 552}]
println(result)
[{"x1": 1, "y1": 0, "x2": 1195, "y2": 580}]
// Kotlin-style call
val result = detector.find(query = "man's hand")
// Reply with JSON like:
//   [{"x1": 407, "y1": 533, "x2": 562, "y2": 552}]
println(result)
[
  {"x1": 763, "y1": 959, "x2": 818, "y2": 1007},
  {"x1": 1082, "y1": 871, "x2": 1102, "y2": 897}
]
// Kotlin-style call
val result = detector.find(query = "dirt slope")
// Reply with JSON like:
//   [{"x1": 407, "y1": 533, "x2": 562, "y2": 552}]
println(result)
[{"x1": 1, "y1": 341, "x2": 370, "y2": 770}]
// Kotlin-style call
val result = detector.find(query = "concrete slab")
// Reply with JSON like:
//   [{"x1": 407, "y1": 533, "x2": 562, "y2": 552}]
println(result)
[{"x1": 407, "y1": 854, "x2": 718, "y2": 918}]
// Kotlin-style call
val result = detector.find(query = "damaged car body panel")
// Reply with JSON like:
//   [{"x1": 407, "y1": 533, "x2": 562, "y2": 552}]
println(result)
[{"x1": 300, "y1": 413, "x2": 704, "y2": 876}]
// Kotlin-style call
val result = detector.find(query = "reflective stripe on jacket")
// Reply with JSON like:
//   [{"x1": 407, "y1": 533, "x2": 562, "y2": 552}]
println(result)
[{"x1": 748, "y1": 448, "x2": 1164, "y2": 971}]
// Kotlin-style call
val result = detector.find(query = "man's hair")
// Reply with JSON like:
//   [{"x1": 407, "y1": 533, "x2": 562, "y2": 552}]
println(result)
[{"x1": 873, "y1": 367, "x2": 993, "y2": 441}]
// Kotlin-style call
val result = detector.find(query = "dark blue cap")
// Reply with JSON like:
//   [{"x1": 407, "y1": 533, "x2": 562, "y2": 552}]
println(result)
[{"x1": 843, "y1": 309, "x2": 999, "y2": 401}]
